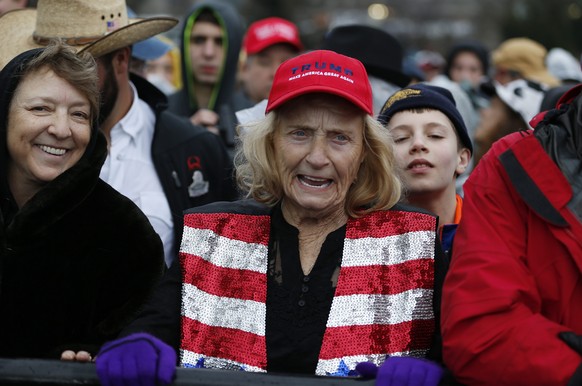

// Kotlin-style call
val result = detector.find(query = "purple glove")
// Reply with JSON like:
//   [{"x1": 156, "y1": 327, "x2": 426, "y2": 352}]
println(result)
[
  {"x1": 96, "y1": 332, "x2": 177, "y2": 386},
  {"x1": 356, "y1": 361, "x2": 379, "y2": 378},
  {"x1": 356, "y1": 357, "x2": 443, "y2": 386}
]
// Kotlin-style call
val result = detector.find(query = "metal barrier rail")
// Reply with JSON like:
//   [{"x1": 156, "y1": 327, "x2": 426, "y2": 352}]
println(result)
[{"x1": 0, "y1": 358, "x2": 374, "y2": 385}]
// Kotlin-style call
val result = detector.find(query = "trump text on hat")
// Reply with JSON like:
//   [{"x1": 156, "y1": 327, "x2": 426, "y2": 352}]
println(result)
[{"x1": 289, "y1": 61, "x2": 354, "y2": 83}]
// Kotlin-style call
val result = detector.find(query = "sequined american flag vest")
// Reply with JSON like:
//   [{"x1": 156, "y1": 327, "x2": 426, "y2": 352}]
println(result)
[{"x1": 179, "y1": 204, "x2": 437, "y2": 376}]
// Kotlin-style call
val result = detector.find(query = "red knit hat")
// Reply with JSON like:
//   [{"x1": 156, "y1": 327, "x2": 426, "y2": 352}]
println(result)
[
  {"x1": 266, "y1": 49, "x2": 373, "y2": 114},
  {"x1": 243, "y1": 17, "x2": 303, "y2": 55}
]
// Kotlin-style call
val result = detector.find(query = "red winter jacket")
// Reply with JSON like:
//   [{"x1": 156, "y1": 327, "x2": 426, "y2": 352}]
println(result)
[{"x1": 442, "y1": 130, "x2": 582, "y2": 385}]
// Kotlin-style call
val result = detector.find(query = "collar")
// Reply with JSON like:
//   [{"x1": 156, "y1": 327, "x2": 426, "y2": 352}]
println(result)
[
  {"x1": 438, "y1": 194, "x2": 462, "y2": 241},
  {"x1": 437, "y1": 194, "x2": 463, "y2": 228},
  {"x1": 452, "y1": 194, "x2": 463, "y2": 225},
  {"x1": 114, "y1": 82, "x2": 148, "y2": 142}
]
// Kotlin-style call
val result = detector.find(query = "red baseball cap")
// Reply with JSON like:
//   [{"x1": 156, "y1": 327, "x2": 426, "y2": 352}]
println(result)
[
  {"x1": 266, "y1": 49, "x2": 373, "y2": 114},
  {"x1": 243, "y1": 17, "x2": 303, "y2": 55}
]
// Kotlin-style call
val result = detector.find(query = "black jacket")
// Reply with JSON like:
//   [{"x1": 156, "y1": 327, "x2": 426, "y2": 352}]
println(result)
[
  {"x1": 0, "y1": 132, "x2": 165, "y2": 358},
  {"x1": 167, "y1": 1, "x2": 245, "y2": 148},
  {"x1": 132, "y1": 74, "x2": 238, "y2": 257}
]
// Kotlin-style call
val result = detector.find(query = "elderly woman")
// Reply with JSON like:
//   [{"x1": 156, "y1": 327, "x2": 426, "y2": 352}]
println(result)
[
  {"x1": 96, "y1": 50, "x2": 446, "y2": 386},
  {"x1": 0, "y1": 42, "x2": 165, "y2": 359}
]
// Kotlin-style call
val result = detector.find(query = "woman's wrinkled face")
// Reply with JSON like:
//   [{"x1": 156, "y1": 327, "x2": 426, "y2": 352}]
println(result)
[
  {"x1": 273, "y1": 94, "x2": 365, "y2": 220},
  {"x1": 7, "y1": 67, "x2": 91, "y2": 191}
]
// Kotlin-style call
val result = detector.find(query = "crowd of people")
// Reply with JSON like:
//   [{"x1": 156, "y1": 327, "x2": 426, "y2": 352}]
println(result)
[{"x1": 2, "y1": 0, "x2": 582, "y2": 385}]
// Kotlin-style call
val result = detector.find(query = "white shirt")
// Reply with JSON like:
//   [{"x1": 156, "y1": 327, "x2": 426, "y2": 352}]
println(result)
[{"x1": 100, "y1": 83, "x2": 174, "y2": 266}]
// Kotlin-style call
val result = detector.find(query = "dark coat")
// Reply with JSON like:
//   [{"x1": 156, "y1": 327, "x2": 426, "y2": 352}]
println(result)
[
  {"x1": 0, "y1": 48, "x2": 164, "y2": 359},
  {"x1": 0, "y1": 131, "x2": 165, "y2": 359}
]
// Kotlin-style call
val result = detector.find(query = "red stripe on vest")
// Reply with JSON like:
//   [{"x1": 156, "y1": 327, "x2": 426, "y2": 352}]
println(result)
[
  {"x1": 181, "y1": 252, "x2": 267, "y2": 302},
  {"x1": 346, "y1": 211, "x2": 435, "y2": 239},
  {"x1": 319, "y1": 319, "x2": 435, "y2": 359},
  {"x1": 181, "y1": 316, "x2": 267, "y2": 369},
  {"x1": 334, "y1": 260, "x2": 435, "y2": 296},
  {"x1": 184, "y1": 213, "x2": 271, "y2": 245}
]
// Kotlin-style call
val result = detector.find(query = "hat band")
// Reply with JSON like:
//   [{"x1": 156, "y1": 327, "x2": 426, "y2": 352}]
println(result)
[{"x1": 33, "y1": 33, "x2": 102, "y2": 46}]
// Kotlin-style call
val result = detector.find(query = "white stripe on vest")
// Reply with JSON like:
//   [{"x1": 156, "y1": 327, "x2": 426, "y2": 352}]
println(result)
[
  {"x1": 326, "y1": 289, "x2": 434, "y2": 327},
  {"x1": 342, "y1": 230, "x2": 436, "y2": 266},
  {"x1": 181, "y1": 226, "x2": 268, "y2": 273},
  {"x1": 182, "y1": 283, "x2": 266, "y2": 335}
]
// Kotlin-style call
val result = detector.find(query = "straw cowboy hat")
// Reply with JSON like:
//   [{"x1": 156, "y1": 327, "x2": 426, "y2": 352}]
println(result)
[{"x1": 0, "y1": 0, "x2": 178, "y2": 69}]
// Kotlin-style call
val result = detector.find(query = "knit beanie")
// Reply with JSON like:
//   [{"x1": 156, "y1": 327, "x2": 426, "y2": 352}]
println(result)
[{"x1": 378, "y1": 83, "x2": 473, "y2": 153}]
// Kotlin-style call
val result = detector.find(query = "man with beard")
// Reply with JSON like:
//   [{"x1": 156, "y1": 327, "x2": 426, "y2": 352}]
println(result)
[{"x1": 0, "y1": 0, "x2": 238, "y2": 267}]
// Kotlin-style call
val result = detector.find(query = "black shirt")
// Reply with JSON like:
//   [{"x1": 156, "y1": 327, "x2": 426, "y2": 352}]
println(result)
[{"x1": 266, "y1": 206, "x2": 346, "y2": 374}]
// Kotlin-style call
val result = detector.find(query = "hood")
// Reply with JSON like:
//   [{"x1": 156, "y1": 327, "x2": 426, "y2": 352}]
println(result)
[
  {"x1": 0, "y1": 47, "x2": 105, "y2": 220},
  {"x1": 179, "y1": 1, "x2": 244, "y2": 114}
]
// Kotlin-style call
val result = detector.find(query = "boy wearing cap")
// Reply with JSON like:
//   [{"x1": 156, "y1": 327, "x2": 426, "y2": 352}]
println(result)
[
  {"x1": 236, "y1": 17, "x2": 303, "y2": 107},
  {"x1": 379, "y1": 84, "x2": 472, "y2": 256}
]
